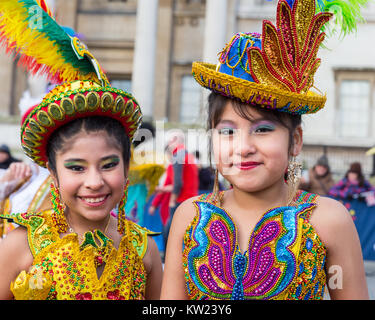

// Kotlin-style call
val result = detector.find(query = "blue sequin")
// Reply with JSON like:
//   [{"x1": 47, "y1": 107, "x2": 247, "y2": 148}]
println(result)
[
  {"x1": 298, "y1": 262, "x2": 304, "y2": 276},
  {"x1": 295, "y1": 284, "x2": 302, "y2": 298},
  {"x1": 314, "y1": 281, "x2": 320, "y2": 295},
  {"x1": 304, "y1": 289, "x2": 311, "y2": 300},
  {"x1": 311, "y1": 266, "x2": 317, "y2": 280},
  {"x1": 321, "y1": 255, "x2": 326, "y2": 270},
  {"x1": 231, "y1": 254, "x2": 246, "y2": 300}
]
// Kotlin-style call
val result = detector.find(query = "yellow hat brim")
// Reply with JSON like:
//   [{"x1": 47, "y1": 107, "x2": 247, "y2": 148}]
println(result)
[{"x1": 192, "y1": 62, "x2": 326, "y2": 115}]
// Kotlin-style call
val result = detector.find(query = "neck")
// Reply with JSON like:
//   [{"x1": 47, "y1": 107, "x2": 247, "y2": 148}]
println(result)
[
  {"x1": 64, "y1": 209, "x2": 111, "y2": 237},
  {"x1": 229, "y1": 178, "x2": 289, "y2": 214}
]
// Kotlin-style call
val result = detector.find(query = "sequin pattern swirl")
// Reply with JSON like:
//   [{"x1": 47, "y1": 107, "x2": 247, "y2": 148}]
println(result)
[{"x1": 182, "y1": 199, "x2": 325, "y2": 300}]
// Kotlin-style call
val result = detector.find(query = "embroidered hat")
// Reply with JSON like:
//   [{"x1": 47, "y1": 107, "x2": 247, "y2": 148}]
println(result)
[
  {"x1": 192, "y1": 0, "x2": 367, "y2": 115},
  {"x1": 0, "y1": 0, "x2": 142, "y2": 167}
]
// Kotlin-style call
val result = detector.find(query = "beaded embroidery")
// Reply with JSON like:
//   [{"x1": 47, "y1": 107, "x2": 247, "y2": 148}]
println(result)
[
  {"x1": 182, "y1": 191, "x2": 326, "y2": 300},
  {"x1": 0, "y1": 211, "x2": 154, "y2": 300}
]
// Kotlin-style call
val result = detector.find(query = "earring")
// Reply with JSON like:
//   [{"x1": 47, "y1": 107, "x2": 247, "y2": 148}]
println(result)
[
  {"x1": 117, "y1": 179, "x2": 129, "y2": 234},
  {"x1": 209, "y1": 168, "x2": 223, "y2": 206},
  {"x1": 286, "y1": 157, "x2": 302, "y2": 206},
  {"x1": 50, "y1": 182, "x2": 68, "y2": 233}
]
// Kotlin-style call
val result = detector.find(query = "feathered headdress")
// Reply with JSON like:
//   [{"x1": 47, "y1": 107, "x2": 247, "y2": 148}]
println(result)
[
  {"x1": 0, "y1": 0, "x2": 108, "y2": 85},
  {"x1": 0, "y1": 0, "x2": 142, "y2": 167}
]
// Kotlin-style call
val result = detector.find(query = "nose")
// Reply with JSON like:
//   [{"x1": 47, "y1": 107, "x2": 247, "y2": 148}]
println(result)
[
  {"x1": 234, "y1": 128, "x2": 256, "y2": 158},
  {"x1": 84, "y1": 168, "x2": 105, "y2": 190}
]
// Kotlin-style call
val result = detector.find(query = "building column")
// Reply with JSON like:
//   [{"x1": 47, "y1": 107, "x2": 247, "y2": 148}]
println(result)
[
  {"x1": 199, "y1": 0, "x2": 228, "y2": 123},
  {"x1": 132, "y1": 0, "x2": 159, "y2": 120},
  {"x1": 203, "y1": 0, "x2": 228, "y2": 63}
]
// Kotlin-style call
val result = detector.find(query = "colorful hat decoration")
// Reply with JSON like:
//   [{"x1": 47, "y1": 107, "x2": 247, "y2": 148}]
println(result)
[
  {"x1": 192, "y1": 0, "x2": 369, "y2": 115},
  {"x1": 0, "y1": 0, "x2": 142, "y2": 168}
]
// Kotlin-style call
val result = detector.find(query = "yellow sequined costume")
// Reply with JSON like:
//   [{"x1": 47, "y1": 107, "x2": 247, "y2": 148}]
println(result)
[{"x1": 0, "y1": 211, "x2": 155, "y2": 300}]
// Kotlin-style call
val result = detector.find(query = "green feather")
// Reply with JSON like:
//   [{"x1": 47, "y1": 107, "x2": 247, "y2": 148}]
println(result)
[
  {"x1": 18, "y1": 0, "x2": 94, "y2": 75},
  {"x1": 317, "y1": 0, "x2": 372, "y2": 36}
]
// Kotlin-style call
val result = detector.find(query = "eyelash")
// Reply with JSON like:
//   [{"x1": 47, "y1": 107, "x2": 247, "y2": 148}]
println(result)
[
  {"x1": 218, "y1": 128, "x2": 236, "y2": 135},
  {"x1": 253, "y1": 125, "x2": 275, "y2": 133},
  {"x1": 65, "y1": 165, "x2": 84, "y2": 172},
  {"x1": 217, "y1": 125, "x2": 275, "y2": 136},
  {"x1": 65, "y1": 161, "x2": 119, "y2": 172},
  {"x1": 102, "y1": 161, "x2": 119, "y2": 169}
]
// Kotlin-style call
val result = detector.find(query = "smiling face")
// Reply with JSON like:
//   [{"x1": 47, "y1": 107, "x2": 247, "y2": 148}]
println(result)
[
  {"x1": 49, "y1": 130, "x2": 127, "y2": 224},
  {"x1": 211, "y1": 101, "x2": 303, "y2": 194}
]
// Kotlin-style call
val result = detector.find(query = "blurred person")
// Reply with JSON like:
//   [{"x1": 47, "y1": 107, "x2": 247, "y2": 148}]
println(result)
[
  {"x1": 0, "y1": 88, "x2": 53, "y2": 238},
  {"x1": 194, "y1": 150, "x2": 215, "y2": 194},
  {"x1": 299, "y1": 155, "x2": 334, "y2": 196},
  {"x1": 0, "y1": 144, "x2": 21, "y2": 170},
  {"x1": 125, "y1": 121, "x2": 165, "y2": 227},
  {"x1": 149, "y1": 147, "x2": 173, "y2": 226},
  {"x1": 163, "y1": 130, "x2": 198, "y2": 248},
  {"x1": 329, "y1": 162, "x2": 375, "y2": 200},
  {"x1": 148, "y1": 147, "x2": 173, "y2": 257}
]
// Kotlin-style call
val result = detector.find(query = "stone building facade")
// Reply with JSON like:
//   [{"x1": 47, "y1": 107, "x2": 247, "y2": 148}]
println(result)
[{"x1": 1, "y1": 0, "x2": 375, "y2": 178}]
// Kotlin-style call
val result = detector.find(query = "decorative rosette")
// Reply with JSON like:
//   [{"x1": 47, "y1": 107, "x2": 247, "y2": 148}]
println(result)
[{"x1": 11, "y1": 265, "x2": 52, "y2": 300}]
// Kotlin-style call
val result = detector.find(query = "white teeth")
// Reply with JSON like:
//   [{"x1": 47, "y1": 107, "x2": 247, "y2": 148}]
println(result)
[{"x1": 82, "y1": 196, "x2": 106, "y2": 203}]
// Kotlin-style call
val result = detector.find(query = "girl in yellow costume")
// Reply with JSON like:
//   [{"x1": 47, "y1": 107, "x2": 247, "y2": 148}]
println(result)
[
  {"x1": 161, "y1": 0, "x2": 369, "y2": 300},
  {"x1": 0, "y1": 0, "x2": 162, "y2": 300}
]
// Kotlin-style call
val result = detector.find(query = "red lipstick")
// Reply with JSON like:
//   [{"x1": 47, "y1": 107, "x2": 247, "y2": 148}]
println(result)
[{"x1": 235, "y1": 161, "x2": 261, "y2": 170}]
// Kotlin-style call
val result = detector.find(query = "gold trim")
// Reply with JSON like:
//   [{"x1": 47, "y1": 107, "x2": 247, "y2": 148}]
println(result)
[
  {"x1": 101, "y1": 92, "x2": 114, "y2": 111},
  {"x1": 28, "y1": 118, "x2": 47, "y2": 134},
  {"x1": 86, "y1": 91, "x2": 100, "y2": 111},
  {"x1": 60, "y1": 97, "x2": 75, "y2": 116},
  {"x1": 24, "y1": 127, "x2": 42, "y2": 142},
  {"x1": 73, "y1": 93, "x2": 87, "y2": 113},
  {"x1": 48, "y1": 103, "x2": 65, "y2": 121},
  {"x1": 113, "y1": 95, "x2": 125, "y2": 114},
  {"x1": 37, "y1": 110, "x2": 54, "y2": 127}
]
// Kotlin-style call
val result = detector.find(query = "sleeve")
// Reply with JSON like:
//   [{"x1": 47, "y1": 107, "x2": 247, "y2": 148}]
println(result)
[
  {"x1": 127, "y1": 220, "x2": 160, "y2": 259},
  {"x1": 0, "y1": 180, "x2": 19, "y2": 201},
  {"x1": 328, "y1": 179, "x2": 349, "y2": 198},
  {"x1": 151, "y1": 192, "x2": 163, "y2": 207},
  {"x1": 171, "y1": 150, "x2": 186, "y2": 196},
  {"x1": 172, "y1": 162, "x2": 183, "y2": 196}
]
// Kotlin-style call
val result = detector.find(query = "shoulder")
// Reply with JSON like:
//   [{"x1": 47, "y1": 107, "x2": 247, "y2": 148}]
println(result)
[
  {"x1": 313, "y1": 196, "x2": 352, "y2": 223},
  {"x1": 172, "y1": 195, "x2": 202, "y2": 231},
  {"x1": 308, "y1": 196, "x2": 356, "y2": 249},
  {"x1": 0, "y1": 226, "x2": 34, "y2": 271}
]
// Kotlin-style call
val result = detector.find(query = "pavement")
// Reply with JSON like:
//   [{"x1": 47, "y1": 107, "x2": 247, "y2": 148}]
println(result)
[{"x1": 365, "y1": 260, "x2": 375, "y2": 299}]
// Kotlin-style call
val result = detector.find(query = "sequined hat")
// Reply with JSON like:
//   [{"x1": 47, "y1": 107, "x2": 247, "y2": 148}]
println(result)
[
  {"x1": 193, "y1": 0, "x2": 335, "y2": 115},
  {"x1": 0, "y1": 0, "x2": 142, "y2": 167}
]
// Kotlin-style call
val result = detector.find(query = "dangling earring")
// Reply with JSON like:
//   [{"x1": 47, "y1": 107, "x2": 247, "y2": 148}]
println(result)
[
  {"x1": 50, "y1": 182, "x2": 68, "y2": 233},
  {"x1": 210, "y1": 168, "x2": 222, "y2": 206},
  {"x1": 286, "y1": 157, "x2": 302, "y2": 206},
  {"x1": 117, "y1": 179, "x2": 129, "y2": 234}
]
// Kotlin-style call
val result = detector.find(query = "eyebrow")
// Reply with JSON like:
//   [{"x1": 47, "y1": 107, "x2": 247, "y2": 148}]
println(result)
[
  {"x1": 217, "y1": 117, "x2": 273, "y2": 126},
  {"x1": 64, "y1": 154, "x2": 120, "y2": 163}
]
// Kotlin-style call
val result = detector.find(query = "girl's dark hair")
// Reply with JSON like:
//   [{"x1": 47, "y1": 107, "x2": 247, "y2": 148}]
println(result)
[
  {"x1": 207, "y1": 92, "x2": 302, "y2": 166},
  {"x1": 345, "y1": 162, "x2": 365, "y2": 187},
  {"x1": 47, "y1": 116, "x2": 131, "y2": 175}
]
